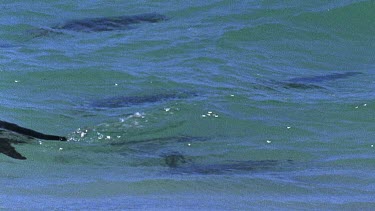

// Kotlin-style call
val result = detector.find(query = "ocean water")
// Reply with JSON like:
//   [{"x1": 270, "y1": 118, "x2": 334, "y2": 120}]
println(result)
[{"x1": 1, "y1": 0, "x2": 374, "y2": 210}]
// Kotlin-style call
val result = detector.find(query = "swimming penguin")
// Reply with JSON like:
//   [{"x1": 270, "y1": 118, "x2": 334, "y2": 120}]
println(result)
[{"x1": 0, "y1": 120, "x2": 66, "y2": 160}]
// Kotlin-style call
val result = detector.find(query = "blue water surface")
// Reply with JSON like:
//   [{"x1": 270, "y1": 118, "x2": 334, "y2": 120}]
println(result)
[{"x1": 1, "y1": 0, "x2": 374, "y2": 210}]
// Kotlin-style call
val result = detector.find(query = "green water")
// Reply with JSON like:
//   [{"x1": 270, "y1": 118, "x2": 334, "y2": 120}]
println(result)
[{"x1": 1, "y1": 0, "x2": 374, "y2": 210}]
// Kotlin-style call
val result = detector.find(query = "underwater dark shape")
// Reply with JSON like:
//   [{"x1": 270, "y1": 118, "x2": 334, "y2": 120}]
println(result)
[
  {"x1": 54, "y1": 13, "x2": 168, "y2": 32},
  {"x1": 282, "y1": 71, "x2": 362, "y2": 89},
  {"x1": 91, "y1": 91, "x2": 197, "y2": 108},
  {"x1": 288, "y1": 72, "x2": 362, "y2": 83},
  {"x1": 163, "y1": 154, "x2": 292, "y2": 174}
]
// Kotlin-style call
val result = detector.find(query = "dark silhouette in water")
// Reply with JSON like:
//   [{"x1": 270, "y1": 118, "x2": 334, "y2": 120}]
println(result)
[
  {"x1": 0, "y1": 120, "x2": 66, "y2": 160},
  {"x1": 54, "y1": 13, "x2": 167, "y2": 32},
  {"x1": 163, "y1": 152, "x2": 190, "y2": 168},
  {"x1": 92, "y1": 91, "x2": 197, "y2": 108},
  {"x1": 288, "y1": 72, "x2": 362, "y2": 83},
  {"x1": 0, "y1": 43, "x2": 16, "y2": 48},
  {"x1": 29, "y1": 13, "x2": 167, "y2": 38},
  {"x1": 163, "y1": 152, "x2": 292, "y2": 174},
  {"x1": 282, "y1": 71, "x2": 362, "y2": 89}
]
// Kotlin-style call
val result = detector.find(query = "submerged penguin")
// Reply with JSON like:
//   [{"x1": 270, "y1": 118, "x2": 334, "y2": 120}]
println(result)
[
  {"x1": 0, "y1": 120, "x2": 66, "y2": 160},
  {"x1": 54, "y1": 13, "x2": 168, "y2": 32},
  {"x1": 30, "y1": 13, "x2": 168, "y2": 38}
]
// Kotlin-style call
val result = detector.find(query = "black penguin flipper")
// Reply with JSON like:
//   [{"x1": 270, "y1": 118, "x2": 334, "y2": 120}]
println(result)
[
  {"x1": 0, "y1": 139, "x2": 27, "y2": 160},
  {"x1": 0, "y1": 120, "x2": 66, "y2": 141}
]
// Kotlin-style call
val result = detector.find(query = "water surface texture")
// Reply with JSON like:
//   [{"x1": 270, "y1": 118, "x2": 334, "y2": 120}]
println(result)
[{"x1": 1, "y1": 1, "x2": 374, "y2": 210}]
